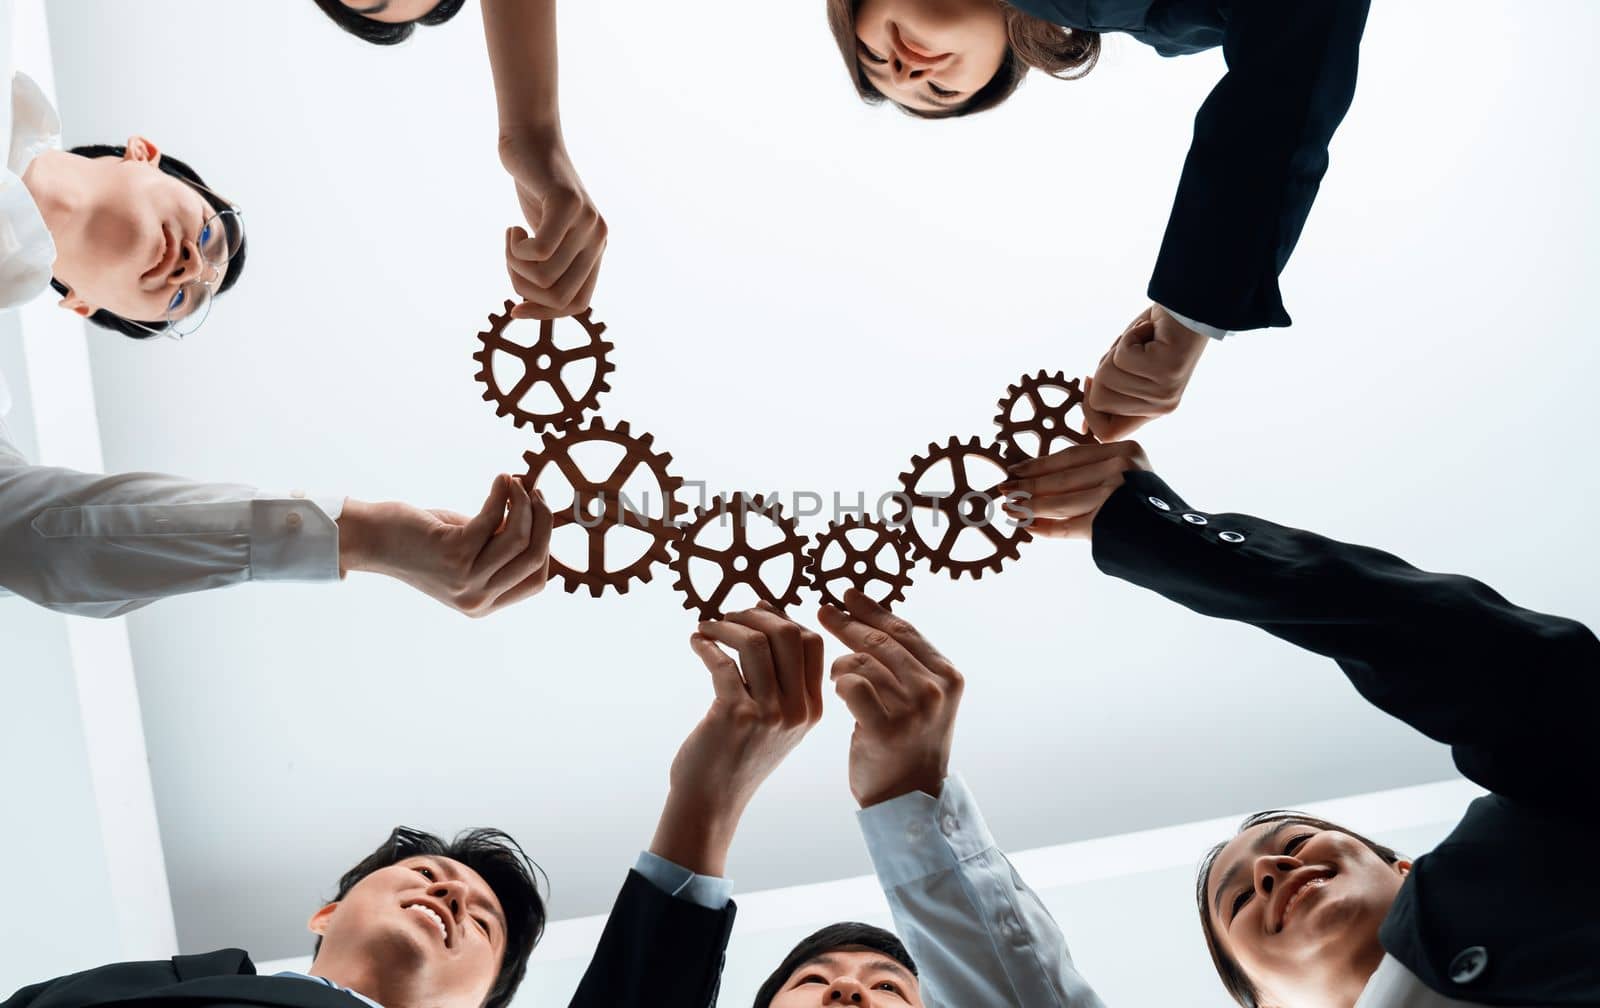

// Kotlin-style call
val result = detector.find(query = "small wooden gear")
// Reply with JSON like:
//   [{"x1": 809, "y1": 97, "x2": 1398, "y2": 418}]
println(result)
[
  {"x1": 892, "y1": 435, "x2": 1032, "y2": 580},
  {"x1": 994, "y1": 370, "x2": 1096, "y2": 461},
  {"x1": 805, "y1": 515, "x2": 914, "y2": 610},
  {"x1": 670, "y1": 493, "x2": 809, "y2": 621},
  {"x1": 521, "y1": 417, "x2": 687, "y2": 597},
  {"x1": 473, "y1": 300, "x2": 615, "y2": 431}
]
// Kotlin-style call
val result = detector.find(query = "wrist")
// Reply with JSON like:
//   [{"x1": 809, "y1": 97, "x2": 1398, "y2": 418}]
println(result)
[
  {"x1": 648, "y1": 787, "x2": 746, "y2": 878},
  {"x1": 855, "y1": 769, "x2": 946, "y2": 810},
  {"x1": 498, "y1": 123, "x2": 566, "y2": 167},
  {"x1": 335, "y1": 498, "x2": 379, "y2": 577}
]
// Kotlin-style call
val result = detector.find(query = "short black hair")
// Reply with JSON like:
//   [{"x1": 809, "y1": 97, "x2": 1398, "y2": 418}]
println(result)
[
  {"x1": 314, "y1": 826, "x2": 547, "y2": 1008},
  {"x1": 47, "y1": 143, "x2": 247, "y2": 340},
  {"x1": 310, "y1": 0, "x2": 467, "y2": 45},
  {"x1": 751, "y1": 922, "x2": 918, "y2": 1008}
]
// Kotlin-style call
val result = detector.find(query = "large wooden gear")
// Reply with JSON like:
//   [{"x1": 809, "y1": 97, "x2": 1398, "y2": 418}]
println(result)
[
  {"x1": 473, "y1": 300, "x2": 615, "y2": 431},
  {"x1": 994, "y1": 370, "x2": 1096, "y2": 461},
  {"x1": 805, "y1": 515, "x2": 914, "y2": 610},
  {"x1": 670, "y1": 493, "x2": 809, "y2": 621},
  {"x1": 892, "y1": 436, "x2": 1032, "y2": 580}
]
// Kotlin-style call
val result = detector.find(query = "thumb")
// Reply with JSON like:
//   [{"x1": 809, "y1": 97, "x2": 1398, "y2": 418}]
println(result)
[
  {"x1": 466, "y1": 474, "x2": 512, "y2": 541},
  {"x1": 506, "y1": 225, "x2": 533, "y2": 259}
]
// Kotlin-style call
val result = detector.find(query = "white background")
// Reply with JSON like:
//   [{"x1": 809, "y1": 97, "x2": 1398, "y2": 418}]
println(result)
[{"x1": 22, "y1": 0, "x2": 1599, "y2": 990}]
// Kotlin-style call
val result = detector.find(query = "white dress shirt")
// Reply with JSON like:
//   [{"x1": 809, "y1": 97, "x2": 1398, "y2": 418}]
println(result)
[
  {"x1": 1, "y1": 70, "x2": 57, "y2": 310},
  {"x1": 857, "y1": 776, "x2": 1483, "y2": 1008},
  {"x1": 0, "y1": 67, "x2": 343, "y2": 618}
]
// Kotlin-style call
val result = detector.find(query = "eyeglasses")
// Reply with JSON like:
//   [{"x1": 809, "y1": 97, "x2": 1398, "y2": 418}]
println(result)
[{"x1": 128, "y1": 207, "x2": 245, "y2": 341}]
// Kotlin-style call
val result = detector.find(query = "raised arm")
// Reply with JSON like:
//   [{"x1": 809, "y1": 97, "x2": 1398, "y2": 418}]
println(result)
[
  {"x1": 0, "y1": 420, "x2": 551, "y2": 618},
  {"x1": 822, "y1": 591, "x2": 1107, "y2": 1008},
  {"x1": 569, "y1": 605, "x2": 824, "y2": 1008},
  {"x1": 479, "y1": 0, "x2": 606, "y2": 321},
  {"x1": 1004, "y1": 441, "x2": 1600, "y2": 814}
]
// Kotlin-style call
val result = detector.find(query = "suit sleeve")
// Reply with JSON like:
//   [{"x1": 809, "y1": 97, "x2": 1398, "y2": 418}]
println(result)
[
  {"x1": 1, "y1": 959, "x2": 181, "y2": 1008},
  {"x1": 567, "y1": 870, "x2": 737, "y2": 1008},
  {"x1": 1147, "y1": 0, "x2": 1372, "y2": 331},
  {"x1": 1093, "y1": 471, "x2": 1600, "y2": 812}
]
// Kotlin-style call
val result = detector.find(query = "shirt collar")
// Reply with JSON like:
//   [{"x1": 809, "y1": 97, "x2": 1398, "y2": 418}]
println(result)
[
  {"x1": 271, "y1": 971, "x2": 387, "y2": 1008},
  {"x1": 7, "y1": 72, "x2": 61, "y2": 177}
]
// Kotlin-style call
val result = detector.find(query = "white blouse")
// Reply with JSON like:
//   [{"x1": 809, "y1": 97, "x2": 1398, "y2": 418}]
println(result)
[{"x1": 1, "y1": 71, "x2": 58, "y2": 311}]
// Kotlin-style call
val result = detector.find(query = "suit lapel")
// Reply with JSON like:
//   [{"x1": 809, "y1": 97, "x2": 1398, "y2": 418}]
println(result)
[{"x1": 91, "y1": 974, "x2": 369, "y2": 1008}]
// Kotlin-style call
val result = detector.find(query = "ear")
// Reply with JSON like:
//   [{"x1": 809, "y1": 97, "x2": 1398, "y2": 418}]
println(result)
[
  {"x1": 308, "y1": 902, "x2": 339, "y2": 937},
  {"x1": 56, "y1": 291, "x2": 97, "y2": 318},
  {"x1": 1396, "y1": 859, "x2": 1413, "y2": 877},
  {"x1": 123, "y1": 135, "x2": 161, "y2": 165}
]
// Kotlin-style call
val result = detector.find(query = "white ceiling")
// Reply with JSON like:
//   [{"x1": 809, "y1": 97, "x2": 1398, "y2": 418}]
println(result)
[{"x1": 41, "y1": 0, "x2": 1599, "y2": 961}]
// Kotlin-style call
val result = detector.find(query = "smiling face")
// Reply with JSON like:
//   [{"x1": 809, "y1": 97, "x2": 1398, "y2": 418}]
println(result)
[
  {"x1": 851, "y1": 0, "x2": 1008, "y2": 114},
  {"x1": 768, "y1": 949, "x2": 923, "y2": 1008},
  {"x1": 1204, "y1": 821, "x2": 1411, "y2": 1007},
  {"x1": 309, "y1": 855, "x2": 508, "y2": 1008},
  {"x1": 43, "y1": 137, "x2": 226, "y2": 326}
]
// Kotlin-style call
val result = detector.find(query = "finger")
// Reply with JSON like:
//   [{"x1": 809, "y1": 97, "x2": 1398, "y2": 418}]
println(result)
[
  {"x1": 690, "y1": 632, "x2": 748, "y2": 702},
  {"x1": 1001, "y1": 456, "x2": 1133, "y2": 498},
  {"x1": 1007, "y1": 439, "x2": 1140, "y2": 478},
  {"x1": 1099, "y1": 351, "x2": 1172, "y2": 396},
  {"x1": 507, "y1": 213, "x2": 597, "y2": 292},
  {"x1": 1028, "y1": 515, "x2": 1095, "y2": 540},
  {"x1": 698, "y1": 619, "x2": 777, "y2": 708},
  {"x1": 544, "y1": 237, "x2": 605, "y2": 313},
  {"x1": 472, "y1": 473, "x2": 533, "y2": 577},
  {"x1": 818, "y1": 601, "x2": 924, "y2": 698},
  {"x1": 426, "y1": 508, "x2": 472, "y2": 526},
  {"x1": 1087, "y1": 377, "x2": 1170, "y2": 418},
  {"x1": 725, "y1": 608, "x2": 808, "y2": 723},
  {"x1": 1028, "y1": 485, "x2": 1116, "y2": 521},
  {"x1": 802, "y1": 620, "x2": 825, "y2": 721},
  {"x1": 560, "y1": 250, "x2": 605, "y2": 317},
  {"x1": 464, "y1": 474, "x2": 513, "y2": 542},
  {"x1": 833, "y1": 669, "x2": 892, "y2": 731},
  {"x1": 513, "y1": 192, "x2": 581, "y2": 262},
  {"x1": 1086, "y1": 408, "x2": 1150, "y2": 442},
  {"x1": 840, "y1": 588, "x2": 961, "y2": 687},
  {"x1": 829, "y1": 652, "x2": 907, "y2": 717},
  {"x1": 483, "y1": 551, "x2": 553, "y2": 611},
  {"x1": 484, "y1": 489, "x2": 553, "y2": 595}
]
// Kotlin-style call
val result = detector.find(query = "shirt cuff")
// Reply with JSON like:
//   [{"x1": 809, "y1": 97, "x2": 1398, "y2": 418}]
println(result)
[
  {"x1": 1158, "y1": 304, "x2": 1231, "y2": 341},
  {"x1": 633, "y1": 850, "x2": 734, "y2": 911},
  {"x1": 856, "y1": 774, "x2": 996, "y2": 890},
  {"x1": 250, "y1": 492, "x2": 341, "y2": 582}
]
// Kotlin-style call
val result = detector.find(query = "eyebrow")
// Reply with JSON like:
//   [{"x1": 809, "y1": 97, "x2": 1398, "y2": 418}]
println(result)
[
  {"x1": 348, "y1": 0, "x2": 391, "y2": 11},
  {"x1": 804, "y1": 953, "x2": 917, "y2": 985},
  {"x1": 855, "y1": 56, "x2": 963, "y2": 111},
  {"x1": 1210, "y1": 822, "x2": 1294, "y2": 919}
]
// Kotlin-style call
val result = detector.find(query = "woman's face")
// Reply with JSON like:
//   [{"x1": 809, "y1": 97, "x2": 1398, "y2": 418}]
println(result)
[
  {"x1": 1205, "y1": 821, "x2": 1411, "y2": 1005},
  {"x1": 852, "y1": 0, "x2": 1008, "y2": 114},
  {"x1": 49, "y1": 138, "x2": 222, "y2": 325},
  {"x1": 338, "y1": 0, "x2": 438, "y2": 23}
]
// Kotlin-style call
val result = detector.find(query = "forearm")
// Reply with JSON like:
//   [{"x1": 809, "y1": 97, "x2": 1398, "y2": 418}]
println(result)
[
  {"x1": 479, "y1": 0, "x2": 562, "y2": 141},
  {"x1": 1092, "y1": 471, "x2": 1600, "y2": 804},
  {"x1": 860, "y1": 777, "x2": 1106, "y2": 1008},
  {"x1": 0, "y1": 446, "x2": 339, "y2": 617}
]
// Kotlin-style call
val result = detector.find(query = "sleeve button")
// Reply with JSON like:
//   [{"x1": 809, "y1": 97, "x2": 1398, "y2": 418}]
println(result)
[
  {"x1": 1147, "y1": 496, "x2": 1171, "y2": 511},
  {"x1": 1182, "y1": 513, "x2": 1208, "y2": 525},
  {"x1": 286, "y1": 512, "x2": 303, "y2": 530},
  {"x1": 1219, "y1": 531, "x2": 1246, "y2": 543},
  {"x1": 1448, "y1": 946, "x2": 1489, "y2": 984}
]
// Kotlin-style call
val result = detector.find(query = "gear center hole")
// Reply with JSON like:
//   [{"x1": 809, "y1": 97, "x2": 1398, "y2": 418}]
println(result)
[
  {"x1": 852, "y1": 559, "x2": 870, "y2": 576},
  {"x1": 534, "y1": 352, "x2": 554, "y2": 371},
  {"x1": 731, "y1": 555, "x2": 750, "y2": 573}
]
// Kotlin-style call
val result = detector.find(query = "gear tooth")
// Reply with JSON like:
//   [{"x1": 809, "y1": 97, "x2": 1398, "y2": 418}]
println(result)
[{"x1": 615, "y1": 420, "x2": 631, "y2": 436}]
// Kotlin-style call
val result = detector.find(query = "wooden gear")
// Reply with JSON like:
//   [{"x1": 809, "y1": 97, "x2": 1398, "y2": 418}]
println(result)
[
  {"x1": 473, "y1": 300, "x2": 615, "y2": 431},
  {"x1": 670, "y1": 493, "x2": 809, "y2": 621},
  {"x1": 892, "y1": 436, "x2": 1032, "y2": 580},
  {"x1": 521, "y1": 417, "x2": 687, "y2": 597},
  {"x1": 994, "y1": 370, "x2": 1097, "y2": 461},
  {"x1": 805, "y1": 515, "x2": 914, "y2": 610}
]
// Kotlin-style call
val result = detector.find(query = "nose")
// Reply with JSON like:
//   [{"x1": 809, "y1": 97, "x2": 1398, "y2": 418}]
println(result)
[
  {"x1": 166, "y1": 238, "x2": 208, "y2": 285},
  {"x1": 1253, "y1": 855, "x2": 1300, "y2": 898},
  {"x1": 889, "y1": 53, "x2": 942, "y2": 87},
  {"x1": 824, "y1": 978, "x2": 868, "y2": 1004},
  {"x1": 428, "y1": 879, "x2": 469, "y2": 923}
]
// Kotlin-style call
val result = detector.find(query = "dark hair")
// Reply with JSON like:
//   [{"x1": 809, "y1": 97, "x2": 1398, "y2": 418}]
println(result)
[
  {"x1": 47, "y1": 144, "x2": 247, "y2": 341},
  {"x1": 1196, "y1": 811, "x2": 1405, "y2": 1008},
  {"x1": 751, "y1": 921, "x2": 917, "y2": 1008},
  {"x1": 314, "y1": 826, "x2": 547, "y2": 1008},
  {"x1": 825, "y1": 0, "x2": 1099, "y2": 119},
  {"x1": 310, "y1": 0, "x2": 467, "y2": 45}
]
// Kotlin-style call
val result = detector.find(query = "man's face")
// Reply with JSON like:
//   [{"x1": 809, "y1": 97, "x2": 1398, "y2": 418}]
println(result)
[
  {"x1": 310, "y1": 855, "x2": 507, "y2": 1006},
  {"x1": 769, "y1": 948, "x2": 923, "y2": 1007},
  {"x1": 338, "y1": 0, "x2": 438, "y2": 23},
  {"x1": 48, "y1": 137, "x2": 225, "y2": 325}
]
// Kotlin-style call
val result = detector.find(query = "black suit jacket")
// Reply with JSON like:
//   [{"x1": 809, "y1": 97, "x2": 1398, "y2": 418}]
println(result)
[
  {"x1": 1094, "y1": 471, "x2": 1600, "y2": 1004},
  {"x1": 3, "y1": 870, "x2": 736, "y2": 1008},
  {"x1": 1008, "y1": 0, "x2": 1372, "y2": 331}
]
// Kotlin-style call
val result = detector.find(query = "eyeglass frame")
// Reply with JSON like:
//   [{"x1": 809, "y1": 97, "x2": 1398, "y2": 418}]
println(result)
[{"x1": 124, "y1": 178, "x2": 246, "y2": 342}]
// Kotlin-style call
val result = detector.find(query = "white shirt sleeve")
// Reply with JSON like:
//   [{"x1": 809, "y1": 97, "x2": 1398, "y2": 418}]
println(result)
[
  {"x1": 0, "y1": 421, "x2": 343, "y2": 618},
  {"x1": 857, "y1": 775, "x2": 1107, "y2": 1008},
  {"x1": 1157, "y1": 303, "x2": 1231, "y2": 341}
]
